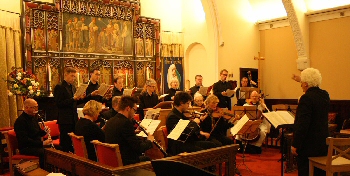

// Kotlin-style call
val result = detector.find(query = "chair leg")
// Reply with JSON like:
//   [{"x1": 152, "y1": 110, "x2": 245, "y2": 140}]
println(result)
[{"x1": 309, "y1": 161, "x2": 314, "y2": 176}]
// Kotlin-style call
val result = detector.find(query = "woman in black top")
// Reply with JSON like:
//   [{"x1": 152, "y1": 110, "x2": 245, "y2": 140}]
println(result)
[
  {"x1": 75, "y1": 100, "x2": 105, "y2": 161},
  {"x1": 138, "y1": 79, "x2": 159, "y2": 119},
  {"x1": 164, "y1": 79, "x2": 180, "y2": 101}
]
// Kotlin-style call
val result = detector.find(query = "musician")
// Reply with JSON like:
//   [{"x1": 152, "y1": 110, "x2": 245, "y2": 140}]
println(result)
[
  {"x1": 164, "y1": 78, "x2": 180, "y2": 101},
  {"x1": 100, "y1": 96, "x2": 121, "y2": 121},
  {"x1": 291, "y1": 68, "x2": 329, "y2": 176},
  {"x1": 106, "y1": 76, "x2": 124, "y2": 109},
  {"x1": 75, "y1": 100, "x2": 105, "y2": 161},
  {"x1": 166, "y1": 92, "x2": 216, "y2": 155},
  {"x1": 189, "y1": 75, "x2": 208, "y2": 99},
  {"x1": 54, "y1": 67, "x2": 85, "y2": 152},
  {"x1": 104, "y1": 96, "x2": 154, "y2": 165},
  {"x1": 78, "y1": 68, "x2": 112, "y2": 108},
  {"x1": 138, "y1": 79, "x2": 159, "y2": 119},
  {"x1": 236, "y1": 91, "x2": 271, "y2": 154},
  {"x1": 193, "y1": 92, "x2": 205, "y2": 108},
  {"x1": 213, "y1": 69, "x2": 234, "y2": 110},
  {"x1": 200, "y1": 95, "x2": 238, "y2": 146},
  {"x1": 14, "y1": 99, "x2": 52, "y2": 168},
  {"x1": 235, "y1": 77, "x2": 249, "y2": 106}
]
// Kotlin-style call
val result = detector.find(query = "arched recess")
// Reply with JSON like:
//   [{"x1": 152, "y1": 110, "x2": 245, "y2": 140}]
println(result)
[{"x1": 185, "y1": 42, "x2": 215, "y2": 89}]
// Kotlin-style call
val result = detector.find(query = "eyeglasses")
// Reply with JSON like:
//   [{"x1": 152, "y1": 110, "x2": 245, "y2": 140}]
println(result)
[
  {"x1": 148, "y1": 85, "x2": 156, "y2": 88},
  {"x1": 222, "y1": 74, "x2": 228, "y2": 76},
  {"x1": 132, "y1": 107, "x2": 138, "y2": 112}
]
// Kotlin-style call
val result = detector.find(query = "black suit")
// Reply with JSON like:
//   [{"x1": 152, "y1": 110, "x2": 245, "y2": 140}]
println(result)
[
  {"x1": 54, "y1": 80, "x2": 82, "y2": 152},
  {"x1": 213, "y1": 81, "x2": 234, "y2": 110},
  {"x1": 292, "y1": 87, "x2": 330, "y2": 176},
  {"x1": 166, "y1": 108, "x2": 216, "y2": 155},
  {"x1": 104, "y1": 113, "x2": 153, "y2": 165}
]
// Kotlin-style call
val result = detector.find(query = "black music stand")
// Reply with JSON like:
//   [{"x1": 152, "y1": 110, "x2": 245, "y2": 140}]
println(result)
[
  {"x1": 235, "y1": 120, "x2": 262, "y2": 174},
  {"x1": 232, "y1": 106, "x2": 258, "y2": 120},
  {"x1": 238, "y1": 87, "x2": 259, "y2": 100}
]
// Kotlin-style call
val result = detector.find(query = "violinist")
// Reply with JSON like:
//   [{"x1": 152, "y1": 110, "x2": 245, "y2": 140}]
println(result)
[
  {"x1": 199, "y1": 95, "x2": 240, "y2": 146},
  {"x1": 166, "y1": 92, "x2": 216, "y2": 156},
  {"x1": 236, "y1": 91, "x2": 271, "y2": 154}
]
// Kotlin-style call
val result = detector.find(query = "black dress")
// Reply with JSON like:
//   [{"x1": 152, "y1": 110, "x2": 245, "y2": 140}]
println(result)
[{"x1": 75, "y1": 118, "x2": 105, "y2": 161}]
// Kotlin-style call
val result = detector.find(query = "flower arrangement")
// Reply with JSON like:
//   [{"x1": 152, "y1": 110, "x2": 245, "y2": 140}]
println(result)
[{"x1": 6, "y1": 67, "x2": 44, "y2": 98}]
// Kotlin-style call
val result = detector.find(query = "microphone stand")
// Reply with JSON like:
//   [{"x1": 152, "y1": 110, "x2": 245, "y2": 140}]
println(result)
[{"x1": 132, "y1": 119, "x2": 169, "y2": 157}]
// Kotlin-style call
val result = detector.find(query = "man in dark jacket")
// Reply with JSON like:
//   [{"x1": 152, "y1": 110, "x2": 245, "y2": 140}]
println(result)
[
  {"x1": 104, "y1": 96, "x2": 153, "y2": 165},
  {"x1": 213, "y1": 69, "x2": 234, "y2": 110},
  {"x1": 292, "y1": 68, "x2": 330, "y2": 176},
  {"x1": 54, "y1": 67, "x2": 85, "y2": 152}
]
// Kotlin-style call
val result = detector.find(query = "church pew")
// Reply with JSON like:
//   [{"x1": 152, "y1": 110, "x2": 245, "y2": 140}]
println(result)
[{"x1": 44, "y1": 144, "x2": 239, "y2": 176}]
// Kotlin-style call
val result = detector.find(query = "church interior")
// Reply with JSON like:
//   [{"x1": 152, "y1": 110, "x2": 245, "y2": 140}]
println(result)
[{"x1": 1, "y1": 0, "x2": 350, "y2": 175}]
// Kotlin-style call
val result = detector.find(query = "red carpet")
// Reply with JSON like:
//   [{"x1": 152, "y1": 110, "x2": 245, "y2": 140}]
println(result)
[{"x1": 236, "y1": 147, "x2": 298, "y2": 176}]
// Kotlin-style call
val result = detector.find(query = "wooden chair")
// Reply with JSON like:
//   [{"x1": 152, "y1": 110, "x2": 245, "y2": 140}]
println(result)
[
  {"x1": 67, "y1": 132, "x2": 88, "y2": 159},
  {"x1": 3, "y1": 130, "x2": 39, "y2": 176},
  {"x1": 91, "y1": 140, "x2": 123, "y2": 167},
  {"x1": 309, "y1": 137, "x2": 350, "y2": 176},
  {"x1": 43, "y1": 120, "x2": 60, "y2": 147}
]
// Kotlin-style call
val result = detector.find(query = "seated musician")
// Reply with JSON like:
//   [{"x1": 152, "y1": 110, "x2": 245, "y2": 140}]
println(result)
[
  {"x1": 164, "y1": 78, "x2": 180, "y2": 101},
  {"x1": 236, "y1": 91, "x2": 271, "y2": 154},
  {"x1": 104, "y1": 96, "x2": 153, "y2": 165},
  {"x1": 100, "y1": 96, "x2": 121, "y2": 121},
  {"x1": 200, "y1": 95, "x2": 240, "y2": 147},
  {"x1": 75, "y1": 100, "x2": 105, "y2": 161},
  {"x1": 138, "y1": 78, "x2": 159, "y2": 119},
  {"x1": 14, "y1": 99, "x2": 53, "y2": 168},
  {"x1": 166, "y1": 92, "x2": 216, "y2": 155},
  {"x1": 106, "y1": 76, "x2": 124, "y2": 109},
  {"x1": 193, "y1": 92, "x2": 205, "y2": 109}
]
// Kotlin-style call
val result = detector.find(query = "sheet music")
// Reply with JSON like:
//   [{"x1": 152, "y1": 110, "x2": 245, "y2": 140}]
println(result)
[
  {"x1": 198, "y1": 87, "x2": 209, "y2": 96},
  {"x1": 158, "y1": 94, "x2": 168, "y2": 99},
  {"x1": 263, "y1": 111, "x2": 294, "y2": 128},
  {"x1": 97, "y1": 83, "x2": 111, "y2": 96},
  {"x1": 167, "y1": 119, "x2": 190, "y2": 140},
  {"x1": 74, "y1": 84, "x2": 88, "y2": 97},
  {"x1": 137, "y1": 119, "x2": 160, "y2": 137},
  {"x1": 123, "y1": 88, "x2": 133, "y2": 96},
  {"x1": 239, "y1": 91, "x2": 246, "y2": 99},
  {"x1": 144, "y1": 108, "x2": 161, "y2": 119},
  {"x1": 225, "y1": 89, "x2": 235, "y2": 97},
  {"x1": 230, "y1": 114, "x2": 249, "y2": 135}
]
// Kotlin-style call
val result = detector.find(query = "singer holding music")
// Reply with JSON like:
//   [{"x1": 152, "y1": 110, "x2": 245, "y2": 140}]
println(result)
[
  {"x1": 14, "y1": 99, "x2": 53, "y2": 168},
  {"x1": 104, "y1": 96, "x2": 154, "y2": 165},
  {"x1": 166, "y1": 92, "x2": 216, "y2": 155},
  {"x1": 164, "y1": 79, "x2": 180, "y2": 101},
  {"x1": 213, "y1": 69, "x2": 235, "y2": 110},
  {"x1": 138, "y1": 79, "x2": 159, "y2": 119}
]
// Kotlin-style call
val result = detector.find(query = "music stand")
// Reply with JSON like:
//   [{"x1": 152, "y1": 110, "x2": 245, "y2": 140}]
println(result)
[
  {"x1": 235, "y1": 120, "x2": 262, "y2": 174},
  {"x1": 232, "y1": 106, "x2": 258, "y2": 120},
  {"x1": 239, "y1": 87, "x2": 259, "y2": 100}
]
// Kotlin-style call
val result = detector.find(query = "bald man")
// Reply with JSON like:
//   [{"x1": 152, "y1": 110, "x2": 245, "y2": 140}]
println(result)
[{"x1": 14, "y1": 99, "x2": 53, "y2": 168}]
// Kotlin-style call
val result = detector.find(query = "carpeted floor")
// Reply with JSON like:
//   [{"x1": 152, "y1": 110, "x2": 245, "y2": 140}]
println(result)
[{"x1": 236, "y1": 147, "x2": 298, "y2": 176}]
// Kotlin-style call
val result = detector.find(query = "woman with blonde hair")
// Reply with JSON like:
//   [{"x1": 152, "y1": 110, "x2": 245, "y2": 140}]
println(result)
[
  {"x1": 138, "y1": 78, "x2": 159, "y2": 119},
  {"x1": 164, "y1": 78, "x2": 180, "y2": 101},
  {"x1": 75, "y1": 100, "x2": 105, "y2": 161}
]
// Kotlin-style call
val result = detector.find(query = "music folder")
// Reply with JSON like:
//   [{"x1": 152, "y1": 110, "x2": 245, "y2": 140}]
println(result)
[
  {"x1": 167, "y1": 119, "x2": 190, "y2": 141},
  {"x1": 263, "y1": 111, "x2": 295, "y2": 129},
  {"x1": 230, "y1": 115, "x2": 262, "y2": 136},
  {"x1": 136, "y1": 119, "x2": 161, "y2": 137}
]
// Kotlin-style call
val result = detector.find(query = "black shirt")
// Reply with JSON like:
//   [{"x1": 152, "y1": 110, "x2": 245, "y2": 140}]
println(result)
[
  {"x1": 213, "y1": 81, "x2": 234, "y2": 109},
  {"x1": 75, "y1": 118, "x2": 105, "y2": 161},
  {"x1": 112, "y1": 87, "x2": 124, "y2": 96},
  {"x1": 164, "y1": 88, "x2": 178, "y2": 101},
  {"x1": 104, "y1": 113, "x2": 152, "y2": 165},
  {"x1": 200, "y1": 109, "x2": 234, "y2": 137},
  {"x1": 138, "y1": 92, "x2": 159, "y2": 119},
  {"x1": 14, "y1": 112, "x2": 46, "y2": 151}
]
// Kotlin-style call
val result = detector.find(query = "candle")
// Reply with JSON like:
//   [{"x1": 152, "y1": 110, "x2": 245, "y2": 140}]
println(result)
[
  {"x1": 77, "y1": 72, "x2": 80, "y2": 86},
  {"x1": 48, "y1": 65, "x2": 51, "y2": 82},
  {"x1": 125, "y1": 71, "x2": 128, "y2": 87},
  {"x1": 146, "y1": 67, "x2": 149, "y2": 80}
]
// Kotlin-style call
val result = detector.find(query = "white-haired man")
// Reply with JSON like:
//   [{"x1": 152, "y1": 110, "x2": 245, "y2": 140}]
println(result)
[{"x1": 291, "y1": 68, "x2": 330, "y2": 176}]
